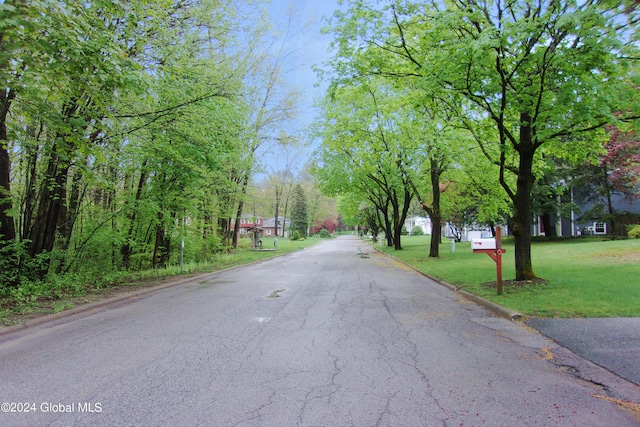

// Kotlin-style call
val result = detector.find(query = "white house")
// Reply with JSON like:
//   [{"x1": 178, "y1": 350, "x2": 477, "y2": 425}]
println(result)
[{"x1": 404, "y1": 216, "x2": 432, "y2": 235}]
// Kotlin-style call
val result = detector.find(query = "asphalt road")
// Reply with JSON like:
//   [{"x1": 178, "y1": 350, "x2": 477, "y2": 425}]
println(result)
[{"x1": 1, "y1": 236, "x2": 639, "y2": 426}]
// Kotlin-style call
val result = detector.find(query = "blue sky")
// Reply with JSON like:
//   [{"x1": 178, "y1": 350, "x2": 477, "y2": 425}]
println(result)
[{"x1": 267, "y1": 0, "x2": 343, "y2": 131}]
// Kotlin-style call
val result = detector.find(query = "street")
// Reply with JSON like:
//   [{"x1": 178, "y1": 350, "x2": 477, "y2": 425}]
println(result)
[{"x1": 1, "y1": 235, "x2": 639, "y2": 426}]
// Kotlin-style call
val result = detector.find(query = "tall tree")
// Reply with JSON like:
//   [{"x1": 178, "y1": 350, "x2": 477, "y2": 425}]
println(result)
[
  {"x1": 0, "y1": 0, "x2": 60, "y2": 245},
  {"x1": 227, "y1": 5, "x2": 302, "y2": 248},
  {"x1": 325, "y1": 0, "x2": 640, "y2": 279},
  {"x1": 313, "y1": 81, "x2": 417, "y2": 249},
  {"x1": 290, "y1": 184, "x2": 308, "y2": 237}
]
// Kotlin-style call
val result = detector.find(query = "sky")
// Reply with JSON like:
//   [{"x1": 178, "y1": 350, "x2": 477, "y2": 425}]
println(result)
[
  {"x1": 266, "y1": 0, "x2": 343, "y2": 135},
  {"x1": 239, "y1": 0, "x2": 344, "y2": 181}
]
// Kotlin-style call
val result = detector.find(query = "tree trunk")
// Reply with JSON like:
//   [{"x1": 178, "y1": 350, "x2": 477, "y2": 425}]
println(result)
[
  {"x1": 152, "y1": 211, "x2": 168, "y2": 269},
  {"x1": 392, "y1": 197, "x2": 402, "y2": 250},
  {"x1": 20, "y1": 126, "x2": 41, "y2": 240},
  {"x1": 231, "y1": 172, "x2": 250, "y2": 249},
  {"x1": 28, "y1": 95, "x2": 83, "y2": 262},
  {"x1": 377, "y1": 198, "x2": 393, "y2": 247},
  {"x1": 0, "y1": 90, "x2": 16, "y2": 245},
  {"x1": 392, "y1": 188, "x2": 412, "y2": 250},
  {"x1": 605, "y1": 166, "x2": 616, "y2": 236},
  {"x1": 512, "y1": 114, "x2": 538, "y2": 280},
  {"x1": 540, "y1": 213, "x2": 555, "y2": 238},
  {"x1": 28, "y1": 150, "x2": 70, "y2": 259},
  {"x1": 429, "y1": 158, "x2": 442, "y2": 258},
  {"x1": 58, "y1": 168, "x2": 83, "y2": 250},
  {"x1": 121, "y1": 162, "x2": 148, "y2": 268}
]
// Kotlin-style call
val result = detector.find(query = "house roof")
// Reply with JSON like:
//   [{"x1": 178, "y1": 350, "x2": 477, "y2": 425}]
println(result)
[{"x1": 263, "y1": 217, "x2": 290, "y2": 228}]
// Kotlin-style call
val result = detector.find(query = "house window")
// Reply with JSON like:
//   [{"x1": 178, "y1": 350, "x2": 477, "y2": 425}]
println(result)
[
  {"x1": 594, "y1": 222, "x2": 607, "y2": 234},
  {"x1": 265, "y1": 230, "x2": 271, "y2": 235}
]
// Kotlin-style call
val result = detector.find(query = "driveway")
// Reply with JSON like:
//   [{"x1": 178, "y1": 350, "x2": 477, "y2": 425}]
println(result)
[{"x1": 527, "y1": 317, "x2": 640, "y2": 387}]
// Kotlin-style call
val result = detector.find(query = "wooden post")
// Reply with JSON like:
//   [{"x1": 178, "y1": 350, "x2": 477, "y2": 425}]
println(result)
[
  {"x1": 495, "y1": 227, "x2": 503, "y2": 295},
  {"x1": 472, "y1": 226, "x2": 506, "y2": 296}
]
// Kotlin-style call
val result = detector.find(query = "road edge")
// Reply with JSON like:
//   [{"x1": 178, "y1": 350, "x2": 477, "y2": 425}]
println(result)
[
  {"x1": 0, "y1": 250, "x2": 300, "y2": 338},
  {"x1": 374, "y1": 246, "x2": 523, "y2": 321}
]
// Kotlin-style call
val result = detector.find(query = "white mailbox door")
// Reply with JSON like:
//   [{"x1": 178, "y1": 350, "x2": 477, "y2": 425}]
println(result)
[{"x1": 472, "y1": 238, "x2": 496, "y2": 250}]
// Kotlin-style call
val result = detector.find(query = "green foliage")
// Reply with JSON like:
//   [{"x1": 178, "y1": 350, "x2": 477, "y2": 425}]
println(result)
[
  {"x1": 0, "y1": 0, "x2": 305, "y2": 292},
  {"x1": 4, "y1": 273, "x2": 86, "y2": 308},
  {"x1": 291, "y1": 230, "x2": 303, "y2": 241},
  {"x1": 0, "y1": 240, "x2": 50, "y2": 289},
  {"x1": 318, "y1": 229, "x2": 331, "y2": 238},
  {"x1": 410, "y1": 226, "x2": 424, "y2": 236},
  {"x1": 290, "y1": 184, "x2": 308, "y2": 238},
  {"x1": 628, "y1": 225, "x2": 640, "y2": 239},
  {"x1": 321, "y1": 0, "x2": 640, "y2": 277}
]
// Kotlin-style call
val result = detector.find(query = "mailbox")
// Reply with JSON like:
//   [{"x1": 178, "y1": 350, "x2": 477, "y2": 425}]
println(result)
[
  {"x1": 472, "y1": 238, "x2": 496, "y2": 251},
  {"x1": 472, "y1": 227, "x2": 506, "y2": 296}
]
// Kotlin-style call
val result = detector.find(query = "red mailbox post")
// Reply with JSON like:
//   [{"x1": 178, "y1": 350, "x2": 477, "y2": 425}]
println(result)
[{"x1": 472, "y1": 226, "x2": 506, "y2": 295}]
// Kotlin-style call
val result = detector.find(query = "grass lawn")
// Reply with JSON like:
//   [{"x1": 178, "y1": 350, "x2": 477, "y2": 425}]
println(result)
[{"x1": 378, "y1": 235, "x2": 640, "y2": 318}]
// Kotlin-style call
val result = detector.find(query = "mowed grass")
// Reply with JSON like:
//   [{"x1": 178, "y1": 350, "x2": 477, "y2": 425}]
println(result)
[{"x1": 379, "y1": 236, "x2": 640, "y2": 318}]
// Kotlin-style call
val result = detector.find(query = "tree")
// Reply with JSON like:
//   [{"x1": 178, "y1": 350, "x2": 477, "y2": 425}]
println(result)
[
  {"x1": 573, "y1": 126, "x2": 640, "y2": 235},
  {"x1": 0, "y1": 0, "x2": 303, "y2": 287},
  {"x1": 313, "y1": 81, "x2": 417, "y2": 250},
  {"x1": 290, "y1": 184, "x2": 308, "y2": 238},
  {"x1": 227, "y1": 6, "x2": 302, "y2": 249},
  {"x1": 321, "y1": 2, "x2": 485, "y2": 256},
  {"x1": 325, "y1": 0, "x2": 640, "y2": 279}
]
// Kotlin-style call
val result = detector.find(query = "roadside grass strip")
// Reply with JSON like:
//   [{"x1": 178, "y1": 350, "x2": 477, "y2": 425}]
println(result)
[{"x1": 378, "y1": 236, "x2": 640, "y2": 318}]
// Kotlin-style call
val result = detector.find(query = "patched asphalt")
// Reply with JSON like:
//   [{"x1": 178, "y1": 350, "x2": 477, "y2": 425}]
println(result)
[{"x1": 526, "y1": 317, "x2": 640, "y2": 386}]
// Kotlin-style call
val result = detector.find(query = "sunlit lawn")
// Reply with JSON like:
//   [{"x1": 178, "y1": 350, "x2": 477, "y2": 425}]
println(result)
[{"x1": 378, "y1": 236, "x2": 640, "y2": 318}]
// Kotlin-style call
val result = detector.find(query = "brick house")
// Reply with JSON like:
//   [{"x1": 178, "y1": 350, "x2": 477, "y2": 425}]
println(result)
[{"x1": 231, "y1": 215, "x2": 264, "y2": 237}]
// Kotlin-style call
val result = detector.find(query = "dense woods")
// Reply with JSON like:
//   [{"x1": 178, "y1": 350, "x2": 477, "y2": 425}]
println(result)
[{"x1": 0, "y1": 0, "x2": 306, "y2": 290}]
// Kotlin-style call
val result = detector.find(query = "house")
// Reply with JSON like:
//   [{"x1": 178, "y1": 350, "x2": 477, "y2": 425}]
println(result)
[
  {"x1": 404, "y1": 216, "x2": 432, "y2": 235},
  {"x1": 230, "y1": 215, "x2": 264, "y2": 237},
  {"x1": 262, "y1": 217, "x2": 290, "y2": 238},
  {"x1": 534, "y1": 189, "x2": 640, "y2": 237},
  {"x1": 404, "y1": 215, "x2": 497, "y2": 242}
]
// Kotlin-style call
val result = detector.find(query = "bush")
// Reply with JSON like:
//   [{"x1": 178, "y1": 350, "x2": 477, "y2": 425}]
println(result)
[
  {"x1": 628, "y1": 224, "x2": 640, "y2": 238},
  {"x1": 318, "y1": 229, "x2": 331, "y2": 238},
  {"x1": 291, "y1": 231, "x2": 302, "y2": 241},
  {"x1": 0, "y1": 240, "x2": 51, "y2": 289},
  {"x1": 410, "y1": 226, "x2": 424, "y2": 236}
]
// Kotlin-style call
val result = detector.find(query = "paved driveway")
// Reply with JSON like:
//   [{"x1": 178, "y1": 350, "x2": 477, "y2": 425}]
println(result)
[{"x1": 527, "y1": 317, "x2": 640, "y2": 386}]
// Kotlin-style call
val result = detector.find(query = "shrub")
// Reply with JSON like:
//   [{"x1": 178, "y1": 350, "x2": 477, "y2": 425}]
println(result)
[
  {"x1": 318, "y1": 229, "x2": 331, "y2": 238},
  {"x1": 0, "y1": 240, "x2": 51, "y2": 289},
  {"x1": 291, "y1": 231, "x2": 302, "y2": 241},
  {"x1": 628, "y1": 224, "x2": 640, "y2": 239},
  {"x1": 410, "y1": 226, "x2": 424, "y2": 236}
]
